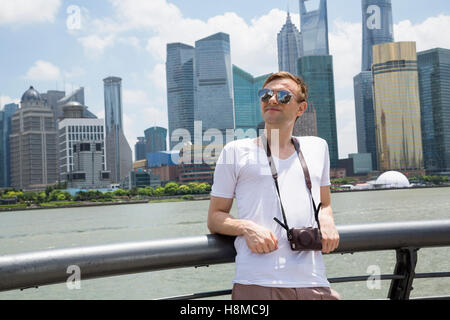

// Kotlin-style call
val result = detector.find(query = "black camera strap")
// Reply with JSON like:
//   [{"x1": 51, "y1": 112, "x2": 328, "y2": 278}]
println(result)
[{"x1": 260, "y1": 134, "x2": 322, "y2": 240}]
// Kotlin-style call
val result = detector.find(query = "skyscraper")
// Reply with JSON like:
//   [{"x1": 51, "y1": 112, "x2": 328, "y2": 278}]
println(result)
[
  {"x1": 103, "y1": 76, "x2": 132, "y2": 183},
  {"x1": 58, "y1": 101, "x2": 106, "y2": 183},
  {"x1": 232, "y1": 65, "x2": 271, "y2": 133},
  {"x1": 10, "y1": 86, "x2": 58, "y2": 190},
  {"x1": 0, "y1": 103, "x2": 18, "y2": 187},
  {"x1": 144, "y1": 126, "x2": 167, "y2": 153},
  {"x1": 134, "y1": 137, "x2": 146, "y2": 162},
  {"x1": 293, "y1": 103, "x2": 318, "y2": 137},
  {"x1": 299, "y1": 0, "x2": 329, "y2": 56},
  {"x1": 194, "y1": 32, "x2": 235, "y2": 141},
  {"x1": 361, "y1": 0, "x2": 394, "y2": 72},
  {"x1": 166, "y1": 43, "x2": 195, "y2": 150},
  {"x1": 417, "y1": 48, "x2": 450, "y2": 174},
  {"x1": 354, "y1": 0, "x2": 394, "y2": 171},
  {"x1": 372, "y1": 42, "x2": 424, "y2": 172},
  {"x1": 277, "y1": 12, "x2": 302, "y2": 74},
  {"x1": 297, "y1": 55, "x2": 339, "y2": 168},
  {"x1": 354, "y1": 72, "x2": 378, "y2": 169}
]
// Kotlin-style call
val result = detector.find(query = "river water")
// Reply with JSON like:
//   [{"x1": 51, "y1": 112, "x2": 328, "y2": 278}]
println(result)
[{"x1": 0, "y1": 187, "x2": 449, "y2": 300}]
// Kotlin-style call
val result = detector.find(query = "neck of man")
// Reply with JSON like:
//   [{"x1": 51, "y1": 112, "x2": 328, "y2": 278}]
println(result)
[{"x1": 264, "y1": 122, "x2": 294, "y2": 151}]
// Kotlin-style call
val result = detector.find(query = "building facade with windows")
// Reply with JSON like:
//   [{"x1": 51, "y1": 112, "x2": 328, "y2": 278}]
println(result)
[
  {"x1": 417, "y1": 48, "x2": 450, "y2": 175},
  {"x1": 232, "y1": 65, "x2": 271, "y2": 133},
  {"x1": 166, "y1": 43, "x2": 196, "y2": 150},
  {"x1": 297, "y1": 55, "x2": 339, "y2": 168},
  {"x1": 10, "y1": 86, "x2": 58, "y2": 190},
  {"x1": 299, "y1": 0, "x2": 329, "y2": 56},
  {"x1": 372, "y1": 41, "x2": 424, "y2": 172},
  {"x1": 58, "y1": 108, "x2": 106, "y2": 183},
  {"x1": 194, "y1": 32, "x2": 235, "y2": 142},
  {"x1": 103, "y1": 76, "x2": 132, "y2": 183}
]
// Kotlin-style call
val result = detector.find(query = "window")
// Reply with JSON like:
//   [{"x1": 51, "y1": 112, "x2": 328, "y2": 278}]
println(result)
[{"x1": 80, "y1": 143, "x2": 90, "y2": 151}]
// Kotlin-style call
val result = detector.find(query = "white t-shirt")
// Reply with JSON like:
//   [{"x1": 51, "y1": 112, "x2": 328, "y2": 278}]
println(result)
[{"x1": 210, "y1": 136, "x2": 331, "y2": 288}]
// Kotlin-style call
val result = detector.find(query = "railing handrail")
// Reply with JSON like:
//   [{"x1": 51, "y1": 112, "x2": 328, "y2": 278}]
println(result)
[{"x1": 1, "y1": 219, "x2": 450, "y2": 294}]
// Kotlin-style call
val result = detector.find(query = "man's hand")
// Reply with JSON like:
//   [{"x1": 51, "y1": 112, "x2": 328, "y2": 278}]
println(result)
[
  {"x1": 319, "y1": 186, "x2": 339, "y2": 254},
  {"x1": 242, "y1": 221, "x2": 279, "y2": 254},
  {"x1": 319, "y1": 207, "x2": 339, "y2": 254}
]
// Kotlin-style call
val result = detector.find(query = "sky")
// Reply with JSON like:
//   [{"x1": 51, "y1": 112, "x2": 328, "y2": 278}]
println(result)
[{"x1": 1, "y1": 0, "x2": 450, "y2": 160}]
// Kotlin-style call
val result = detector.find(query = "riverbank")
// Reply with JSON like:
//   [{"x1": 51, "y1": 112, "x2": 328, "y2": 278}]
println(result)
[
  {"x1": 0, "y1": 194, "x2": 211, "y2": 212},
  {"x1": 1, "y1": 185, "x2": 449, "y2": 212}
]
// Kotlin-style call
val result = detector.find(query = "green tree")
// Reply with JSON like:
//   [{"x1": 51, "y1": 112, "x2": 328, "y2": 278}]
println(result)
[
  {"x1": 177, "y1": 184, "x2": 190, "y2": 195},
  {"x1": 153, "y1": 186, "x2": 165, "y2": 196},
  {"x1": 164, "y1": 182, "x2": 179, "y2": 195}
]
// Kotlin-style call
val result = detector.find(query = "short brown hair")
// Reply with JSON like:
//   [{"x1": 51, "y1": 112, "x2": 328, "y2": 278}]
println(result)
[{"x1": 262, "y1": 71, "x2": 308, "y2": 103}]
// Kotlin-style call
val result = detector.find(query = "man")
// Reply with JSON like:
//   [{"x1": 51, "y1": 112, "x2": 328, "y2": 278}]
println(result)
[{"x1": 207, "y1": 71, "x2": 341, "y2": 300}]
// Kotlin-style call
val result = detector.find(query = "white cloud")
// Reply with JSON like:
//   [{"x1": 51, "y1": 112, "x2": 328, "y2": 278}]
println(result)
[
  {"x1": 63, "y1": 66, "x2": 86, "y2": 79},
  {"x1": 1, "y1": 95, "x2": 19, "y2": 107},
  {"x1": 147, "y1": 64, "x2": 166, "y2": 91},
  {"x1": 24, "y1": 60, "x2": 61, "y2": 81},
  {"x1": 77, "y1": 34, "x2": 116, "y2": 57},
  {"x1": 329, "y1": 20, "x2": 362, "y2": 90},
  {"x1": 394, "y1": 14, "x2": 450, "y2": 52},
  {"x1": 0, "y1": 0, "x2": 61, "y2": 25}
]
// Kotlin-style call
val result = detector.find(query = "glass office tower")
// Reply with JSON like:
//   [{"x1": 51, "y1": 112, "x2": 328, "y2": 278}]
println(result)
[
  {"x1": 103, "y1": 76, "x2": 132, "y2": 183},
  {"x1": 166, "y1": 43, "x2": 195, "y2": 150},
  {"x1": 417, "y1": 48, "x2": 450, "y2": 174},
  {"x1": 354, "y1": 72, "x2": 378, "y2": 170},
  {"x1": 144, "y1": 126, "x2": 167, "y2": 153},
  {"x1": 232, "y1": 65, "x2": 271, "y2": 132},
  {"x1": 277, "y1": 12, "x2": 302, "y2": 74},
  {"x1": 299, "y1": 0, "x2": 329, "y2": 56},
  {"x1": 194, "y1": 32, "x2": 235, "y2": 141},
  {"x1": 0, "y1": 103, "x2": 18, "y2": 187},
  {"x1": 297, "y1": 55, "x2": 339, "y2": 168},
  {"x1": 354, "y1": 0, "x2": 394, "y2": 171},
  {"x1": 361, "y1": 0, "x2": 394, "y2": 72},
  {"x1": 372, "y1": 42, "x2": 424, "y2": 172}
]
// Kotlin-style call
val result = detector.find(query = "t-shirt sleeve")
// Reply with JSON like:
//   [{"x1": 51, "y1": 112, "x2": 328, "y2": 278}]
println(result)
[
  {"x1": 210, "y1": 143, "x2": 237, "y2": 199},
  {"x1": 321, "y1": 140, "x2": 331, "y2": 186}
]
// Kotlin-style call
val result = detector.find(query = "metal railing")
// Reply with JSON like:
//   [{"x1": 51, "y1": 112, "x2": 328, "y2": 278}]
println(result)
[{"x1": 1, "y1": 219, "x2": 450, "y2": 299}]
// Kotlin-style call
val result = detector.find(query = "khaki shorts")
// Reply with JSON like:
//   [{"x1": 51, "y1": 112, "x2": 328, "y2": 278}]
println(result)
[{"x1": 232, "y1": 283, "x2": 341, "y2": 300}]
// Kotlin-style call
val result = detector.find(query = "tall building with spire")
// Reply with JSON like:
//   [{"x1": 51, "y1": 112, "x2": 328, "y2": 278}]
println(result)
[
  {"x1": 103, "y1": 76, "x2": 132, "y2": 183},
  {"x1": 354, "y1": 0, "x2": 394, "y2": 171},
  {"x1": 299, "y1": 0, "x2": 329, "y2": 56},
  {"x1": 277, "y1": 12, "x2": 302, "y2": 74},
  {"x1": 361, "y1": 0, "x2": 394, "y2": 72},
  {"x1": 297, "y1": 0, "x2": 338, "y2": 167}
]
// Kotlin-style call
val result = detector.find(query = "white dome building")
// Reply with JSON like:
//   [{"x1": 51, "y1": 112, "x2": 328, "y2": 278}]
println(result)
[{"x1": 375, "y1": 171, "x2": 411, "y2": 189}]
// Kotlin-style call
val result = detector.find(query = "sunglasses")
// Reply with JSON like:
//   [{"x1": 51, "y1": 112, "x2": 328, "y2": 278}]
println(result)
[{"x1": 257, "y1": 89, "x2": 294, "y2": 104}]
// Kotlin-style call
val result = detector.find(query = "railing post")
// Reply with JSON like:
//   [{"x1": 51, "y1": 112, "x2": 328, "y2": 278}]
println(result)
[{"x1": 388, "y1": 247, "x2": 419, "y2": 300}]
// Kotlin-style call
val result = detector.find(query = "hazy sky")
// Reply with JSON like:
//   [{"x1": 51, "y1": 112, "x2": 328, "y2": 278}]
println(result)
[{"x1": 1, "y1": 0, "x2": 449, "y2": 159}]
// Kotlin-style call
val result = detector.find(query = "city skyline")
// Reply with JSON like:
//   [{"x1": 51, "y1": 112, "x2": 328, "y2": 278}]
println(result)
[{"x1": 1, "y1": 0, "x2": 450, "y2": 160}]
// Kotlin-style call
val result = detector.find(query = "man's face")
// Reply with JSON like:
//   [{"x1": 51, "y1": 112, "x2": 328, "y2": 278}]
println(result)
[{"x1": 260, "y1": 78, "x2": 306, "y2": 127}]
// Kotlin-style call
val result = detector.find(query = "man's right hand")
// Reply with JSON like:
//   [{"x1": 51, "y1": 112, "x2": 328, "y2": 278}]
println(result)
[{"x1": 242, "y1": 221, "x2": 278, "y2": 254}]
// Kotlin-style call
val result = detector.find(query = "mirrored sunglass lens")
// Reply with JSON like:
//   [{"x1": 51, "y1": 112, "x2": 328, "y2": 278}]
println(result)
[
  {"x1": 277, "y1": 91, "x2": 292, "y2": 104},
  {"x1": 258, "y1": 89, "x2": 272, "y2": 101}
]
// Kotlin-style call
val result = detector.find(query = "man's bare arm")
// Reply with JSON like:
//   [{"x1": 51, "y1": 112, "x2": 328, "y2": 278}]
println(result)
[
  {"x1": 208, "y1": 196, "x2": 278, "y2": 254},
  {"x1": 319, "y1": 186, "x2": 340, "y2": 253}
]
